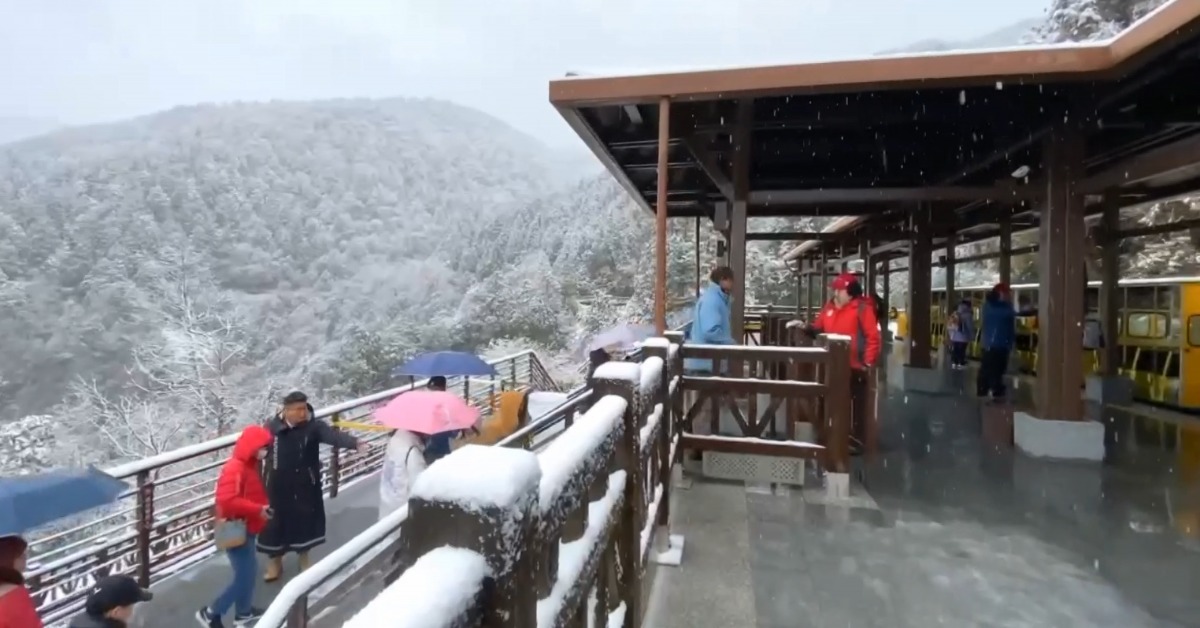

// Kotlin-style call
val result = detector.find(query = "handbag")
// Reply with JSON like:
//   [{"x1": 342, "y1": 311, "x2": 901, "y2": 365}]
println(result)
[
  {"x1": 213, "y1": 467, "x2": 250, "y2": 550},
  {"x1": 214, "y1": 518, "x2": 247, "y2": 550}
]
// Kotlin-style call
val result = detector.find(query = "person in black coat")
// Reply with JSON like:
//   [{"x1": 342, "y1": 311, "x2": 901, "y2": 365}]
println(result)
[{"x1": 257, "y1": 391, "x2": 365, "y2": 582}]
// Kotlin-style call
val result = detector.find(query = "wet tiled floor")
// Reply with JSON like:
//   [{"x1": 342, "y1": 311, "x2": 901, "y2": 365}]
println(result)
[{"x1": 647, "y1": 360, "x2": 1200, "y2": 628}]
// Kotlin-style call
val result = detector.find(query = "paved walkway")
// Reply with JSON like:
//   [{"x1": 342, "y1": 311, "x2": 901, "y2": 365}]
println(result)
[
  {"x1": 132, "y1": 478, "x2": 380, "y2": 628},
  {"x1": 645, "y1": 360, "x2": 1200, "y2": 628}
]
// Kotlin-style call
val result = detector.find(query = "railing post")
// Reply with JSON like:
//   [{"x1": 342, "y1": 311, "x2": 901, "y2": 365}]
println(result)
[
  {"x1": 642, "y1": 339, "x2": 674, "y2": 545},
  {"x1": 285, "y1": 598, "x2": 309, "y2": 628},
  {"x1": 396, "y1": 445, "x2": 540, "y2": 626},
  {"x1": 592, "y1": 367, "x2": 643, "y2": 627},
  {"x1": 134, "y1": 470, "x2": 154, "y2": 587},
  {"x1": 819, "y1": 334, "x2": 852, "y2": 475},
  {"x1": 510, "y1": 358, "x2": 518, "y2": 389},
  {"x1": 329, "y1": 412, "x2": 342, "y2": 499}
]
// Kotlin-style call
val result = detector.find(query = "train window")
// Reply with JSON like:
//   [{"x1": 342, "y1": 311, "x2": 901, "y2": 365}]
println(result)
[
  {"x1": 1125, "y1": 287, "x2": 1156, "y2": 310},
  {"x1": 1126, "y1": 312, "x2": 1167, "y2": 338},
  {"x1": 1189, "y1": 316, "x2": 1200, "y2": 347}
]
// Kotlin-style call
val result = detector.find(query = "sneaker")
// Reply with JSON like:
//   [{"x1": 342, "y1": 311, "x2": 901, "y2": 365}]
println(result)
[
  {"x1": 196, "y1": 607, "x2": 225, "y2": 628},
  {"x1": 235, "y1": 607, "x2": 266, "y2": 624}
]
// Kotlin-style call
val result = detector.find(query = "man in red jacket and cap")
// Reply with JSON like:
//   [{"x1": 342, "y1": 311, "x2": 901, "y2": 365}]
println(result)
[{"x1": 804, "y1": 272, "x2": 882, "y2": 454}]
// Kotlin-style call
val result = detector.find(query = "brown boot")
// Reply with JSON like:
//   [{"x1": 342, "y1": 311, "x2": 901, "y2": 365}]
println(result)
[
  {"x1": 263, "y1": 556, "x2": 283, "y2": 582},
  {"x1": 298, "y1": 551, "x2": 311, "y2": 572}
]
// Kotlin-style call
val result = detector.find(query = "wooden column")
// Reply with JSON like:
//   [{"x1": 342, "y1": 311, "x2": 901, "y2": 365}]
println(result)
[
  {"x1": 881, "y1": 259, "x2": 891, "y2": 309},
  {"x1": 795, "y1": 263, "x2": 803, "y2": 315},
  {"x1": 859, "y1": 238, "x2": 873, "y2": 295},
  {"x1": 1035, "y1": 123, "x2": 1087, "y2": 421},
  {"x1": 805, "y1": 258, "x2": 816, "y2": 317},
  {"x1": 819, "y1": 249, "x2": 829, "y2": 305},
  {"x1": 694, "y1": 216, "x2": 701, "y2": 299},
  {"x1": 944, "y1": 226, "x2": 957, "y2": 311},
  {"x1": 998, "y1": 212, "x2": 1013, "y2": 285},
  {"x1": 728, "y1": 99, "x2": 753, "y2": 345},
  {"x1": 654, "y1": 97, "x2": 671, "y2": 334},
  {"x1": 907, "y1": 204, "x2": 933, "y2": 368},
  {"x1": 1099, "y1": 190, "x2": 1121, "y2": 378}
]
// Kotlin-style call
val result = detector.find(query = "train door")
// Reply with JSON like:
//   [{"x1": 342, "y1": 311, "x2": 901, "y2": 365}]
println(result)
[{"x1": 1182, "y1": 283, "x2": 1200, "y2": 409}]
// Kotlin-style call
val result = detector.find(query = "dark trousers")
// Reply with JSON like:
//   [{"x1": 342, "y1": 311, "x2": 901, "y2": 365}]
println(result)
[
  {"x1": 850, "y1": 370, "x2": 870, "y2": 451},
  {"x1": 950, "y1": 341, "x2": 968, "y2": 366},
  {"x1": 976, "y1": 349, "x2": 1009, "y2": 398}
]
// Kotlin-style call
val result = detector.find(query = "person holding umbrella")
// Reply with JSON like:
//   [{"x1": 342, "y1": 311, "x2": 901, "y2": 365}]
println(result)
[
  {"x1": 0, "y1": 535, "x2": 41, "y2": 628},
  {"x1": 372, "y1": 388, "x2": 480, "y2": 520},
  {"x1": 392, "y1": 352, "x2": 493, "y2": 464}
]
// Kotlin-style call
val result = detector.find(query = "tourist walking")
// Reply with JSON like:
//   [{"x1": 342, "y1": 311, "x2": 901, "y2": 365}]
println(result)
[
  {"x1": 258, "y1": 391, "x2": 366, "y2": 581},
  {"x1": 377, "y1": 427, "x2": 428, "y2": 521},
  {"x1": 197, "y1": 425, "x2": 274, "y2": 627}
]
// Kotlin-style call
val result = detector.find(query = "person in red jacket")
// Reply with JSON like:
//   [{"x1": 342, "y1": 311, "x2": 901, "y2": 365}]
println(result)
[
  {"x1": 197, "y1": 425, "x2": 273, "y2": 628},
  {"x1": 806, "y1": 273, "x2": 882, "y2": 455},
  {"x1": 0, "y1": 535, "x2": 42, "y2": 628}
]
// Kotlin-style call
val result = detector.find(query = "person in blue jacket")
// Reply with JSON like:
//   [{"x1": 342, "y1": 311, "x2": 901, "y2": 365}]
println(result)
[
  {"x1": 977, "y1": 283, "x2": 1036, "y2": 399},
  {"x1": 684, "y1": 266, "x2": 736, "y2": 373}
]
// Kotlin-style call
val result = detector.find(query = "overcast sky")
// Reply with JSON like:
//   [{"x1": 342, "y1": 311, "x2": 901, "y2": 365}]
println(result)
[{"x1": 0, "y1": 0, "x2": 1050, "y2": 149}]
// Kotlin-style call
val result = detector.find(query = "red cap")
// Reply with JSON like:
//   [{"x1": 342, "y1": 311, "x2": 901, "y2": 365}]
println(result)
[
  {"x1": 831, "y1": 273, "x2": 858, "y2": 291},
  {"x1": 992, "y1": 282, "x2": 1010, "y2": 294}
]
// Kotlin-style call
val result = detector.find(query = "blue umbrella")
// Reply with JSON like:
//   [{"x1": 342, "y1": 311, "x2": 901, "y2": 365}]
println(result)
[
  {"x1": 0, "y1": 467, "x2": 130, "y2": 536},
  {"x1": 392, "y1": 351, "x2": 497, "y2": 378}
]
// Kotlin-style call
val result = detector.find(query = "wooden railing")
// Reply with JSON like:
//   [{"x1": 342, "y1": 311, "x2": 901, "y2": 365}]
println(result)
[
  {"x1": 676, "y1": 332, "x2": 853, "y2": 473},
  {"x1": 24, "y1": 350, "x2": 551, "y2": 625},
  {"x1": 333, "y1": 337, "x2": 687, "y2": 628}
]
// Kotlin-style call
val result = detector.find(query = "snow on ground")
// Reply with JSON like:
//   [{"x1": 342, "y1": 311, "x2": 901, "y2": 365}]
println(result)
[
  {"x1": 344, "y1": 546, "x2": 490, "y2": 628},
  {"x1": 528, "y1": 392, "x2": 569, "y2": 422}
]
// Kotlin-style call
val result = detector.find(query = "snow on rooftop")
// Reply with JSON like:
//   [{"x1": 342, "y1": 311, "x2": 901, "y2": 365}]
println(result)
[
  {"x1": 344, "y1": 546, "x2": 490, "y2": 628},
  {"x1": 538, "y1": 396, "x2": 625, "y2": 512},
  {"x1": 639, "y1": 357, "x2": 663, "y2": 395},
  {"x1": 563, "y1": 37, "x2": 1114, "y2": 83},
  {"x1": 412, "y1": 444, "x2": 541, "y2": 510},
  {"x1": 593, "y1": 361, "x2": 641, "y2": 384},
  {"x1": 536, "y1": 470, "x2": 626, "y2": 628}
]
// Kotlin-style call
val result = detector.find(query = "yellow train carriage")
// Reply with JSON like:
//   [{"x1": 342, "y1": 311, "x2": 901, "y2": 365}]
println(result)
[{"x1": 927, "y1": 277, "x2": 1200, "y2": 411}]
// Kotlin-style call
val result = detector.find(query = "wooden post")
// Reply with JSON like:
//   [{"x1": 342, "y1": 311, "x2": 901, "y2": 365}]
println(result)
[
  {"x1": 396, "y1": 445, "x2": 540, "y2": 626},
  {"x1": 819, "y1": 334, "x2": 852, "y2": 473},
  {"x1": 591, "y1": 369, "x2": 644, "y2": 627},
  {"x1": 641, "y1": 341, "x2": 673, "y2": 539},
  {"x1": 654, "y1": 97, "x2": 671, "y2": 334}
]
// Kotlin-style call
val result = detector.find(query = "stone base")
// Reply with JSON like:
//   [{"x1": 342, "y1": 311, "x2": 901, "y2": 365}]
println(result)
[
  {"x1": 893, "y1": 365, "x2": 946, "y2": 394},
  {"x1": 981, "y1": 402, "x2": 1014, "y2": 449},
  {"x1": 1084, "y1": 375, "x2": 1133, "y2": 405},
  {"x1": 1013, "y1": 411, "x2": 1105, "y2": 461},
  {"x1": 825, "y1": 472, "x2": 850, "y2": 500}
]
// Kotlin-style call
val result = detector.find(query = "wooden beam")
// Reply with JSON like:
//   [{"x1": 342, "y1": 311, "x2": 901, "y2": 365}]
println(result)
[
  {"x1": 682, "y1": 135, "x2": 734, "y2": 201},
  {"x1": 1084, "y1": 132, "x2": 1200, "y2": 191},
  {"x1": 654, "y1": 97, "x2": 671, "y2": 335},
  {"x1": 746, "y1": 232, "x2": 847, "y2": 242},
  {"x1": 748, "y1": 184, "x2": 1033, "y2": 205}
]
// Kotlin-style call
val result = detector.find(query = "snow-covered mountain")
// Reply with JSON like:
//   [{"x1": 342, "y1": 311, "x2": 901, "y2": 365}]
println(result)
[
  {"x1": 0, "y1": 116, "x2": 60, "y2": 145},
  {"x1": 878, "y1": 18, "x2": 1042, "y2": 54}
]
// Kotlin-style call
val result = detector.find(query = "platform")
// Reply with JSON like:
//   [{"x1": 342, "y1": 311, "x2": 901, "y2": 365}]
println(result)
[{"x1": 645, "y1": 361, "x2": 1200, "y2": 628}]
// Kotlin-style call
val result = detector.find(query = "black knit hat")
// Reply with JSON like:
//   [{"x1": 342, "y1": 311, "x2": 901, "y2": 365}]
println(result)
[{"x1": 282, "y1": 391, "x2": 308, "y2": 405}]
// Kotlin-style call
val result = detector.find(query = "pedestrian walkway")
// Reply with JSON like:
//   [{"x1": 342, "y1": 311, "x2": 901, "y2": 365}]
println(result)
[
  {"x1": 645, "y1": 361, "x2": 1200, "y2": 628},
  {"x1": 133, "y1": 477, "x2": 380, "y2": 627}
]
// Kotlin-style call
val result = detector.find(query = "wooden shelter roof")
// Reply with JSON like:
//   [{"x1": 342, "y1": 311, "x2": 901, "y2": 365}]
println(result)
[{"x1": 549, "y1": 1, "x2": 1200, "y2": 261}]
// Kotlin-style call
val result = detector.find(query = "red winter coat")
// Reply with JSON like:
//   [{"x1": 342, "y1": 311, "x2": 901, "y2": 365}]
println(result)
[
  {"x1": 215, "y1": 426, "x2": 273, "y2": 535},
  {"x1": 810, "y1": 296, "x2": 882, "y2": 370},
  {"x1": 0, "y1": 584, "x2": 42, "y2": 628}
]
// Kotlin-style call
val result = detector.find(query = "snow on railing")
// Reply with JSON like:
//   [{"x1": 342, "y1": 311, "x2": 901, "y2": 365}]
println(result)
[{"x1": 284, "y1": 335, "x2": 692, "y2": 628}]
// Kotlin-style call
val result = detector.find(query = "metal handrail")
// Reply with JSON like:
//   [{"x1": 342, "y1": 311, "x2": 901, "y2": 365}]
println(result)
[{"x1": 101, "y1": 350, "x2": 537, "y2": 480}]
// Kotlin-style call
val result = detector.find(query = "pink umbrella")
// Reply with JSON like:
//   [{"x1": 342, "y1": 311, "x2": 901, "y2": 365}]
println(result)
[{"x1": 373, "y1": 390, "x2": 480, "y2": 435}]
